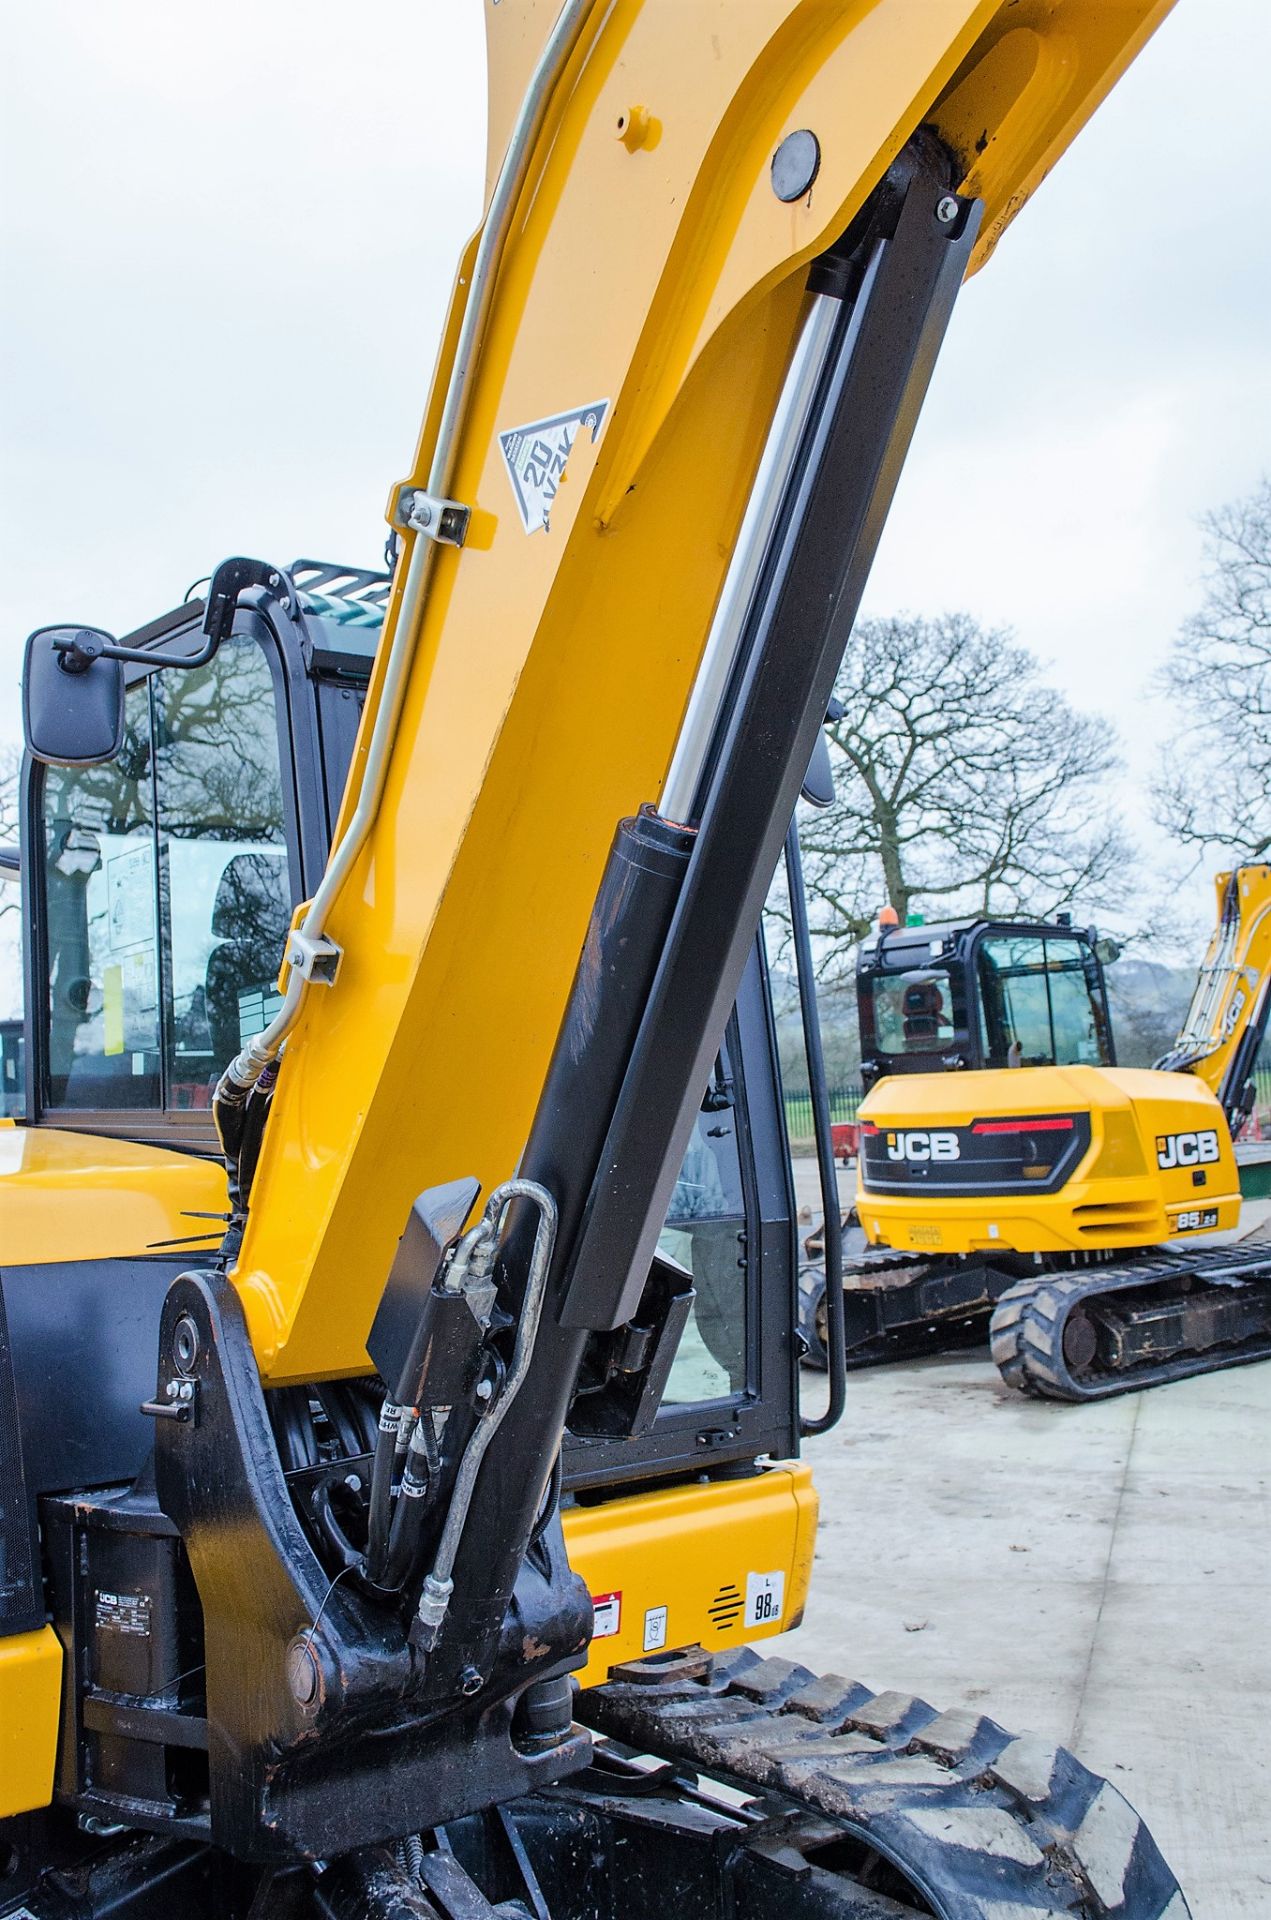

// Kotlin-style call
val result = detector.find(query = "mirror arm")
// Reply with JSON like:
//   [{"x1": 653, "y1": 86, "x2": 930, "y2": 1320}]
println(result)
[{"x1": 52, "y1": 557, "x2": 293, "y2": 675}]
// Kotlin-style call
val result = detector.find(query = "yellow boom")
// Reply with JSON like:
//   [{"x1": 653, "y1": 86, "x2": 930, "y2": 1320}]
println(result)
[{"x1": 224, "y1": 0, "x2": 1177, "y2": 1385}]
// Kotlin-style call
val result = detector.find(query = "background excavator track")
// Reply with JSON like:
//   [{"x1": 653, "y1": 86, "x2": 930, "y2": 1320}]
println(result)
[{"x1": 988, "y1": 1246, "x2": 1271, "y2": 1400}]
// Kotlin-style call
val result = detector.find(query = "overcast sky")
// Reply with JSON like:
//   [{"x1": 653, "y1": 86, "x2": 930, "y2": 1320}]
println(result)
[{"x1": 3, "y1": 0, "x2": 1269, "y2": 945}]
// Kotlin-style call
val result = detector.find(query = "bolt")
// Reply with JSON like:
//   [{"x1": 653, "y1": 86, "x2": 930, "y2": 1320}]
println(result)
[
  {"x1": 178, "y1": 1381, "x2": 194, "y2": 1403},
  {"x1": 165, "y1": 1379, "x2": 178, "y2": 1399},
  {"x1": 287, "y1": 1640, "x2": 321, "y2": 1707},
  {"x1": 408, "y1": 496, "x2": 433, "y2": 530},
  {"x1": 616, "y1": 104, "x2": 653, "y2": 152},
  {"x1": 771, "y1": 128, "x2": 821, "y2": 203},
  {"x1": 936, "y1": 195, "x2": 960, "y2": 225},
  {"x1": 475, "y1": 1378, "x2": 494, "y2": 1403},
  {"x1": 173, "y1": 1313, "x2": 200, "y2": 1374},
  {"x1": 459, "y1": 1666, "x2": 484, "y2": 1698}
]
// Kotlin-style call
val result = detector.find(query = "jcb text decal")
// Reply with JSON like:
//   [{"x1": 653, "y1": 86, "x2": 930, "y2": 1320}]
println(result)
[
  {"x1": 886, "y1": 1130, "x2": 960, "y2": 1162},
  {"x1": 1155, "y1": 1129, "x2": 1220, "y2": 1171}
]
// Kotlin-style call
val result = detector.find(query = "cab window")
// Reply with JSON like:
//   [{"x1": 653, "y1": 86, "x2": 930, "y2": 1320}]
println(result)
[
  {"x1": 41, "y1": 637, "x2": 293, "y2": 1113},
  {"x1": 660, "y1": 1087, "x2": 747, "y2": 1403},
  {"x1": 977, "y1": 934, "x2": 1109, "y2": 1068},
  {"x1": 863, "y1": 965, "x2": 963, "y2": 1057}
]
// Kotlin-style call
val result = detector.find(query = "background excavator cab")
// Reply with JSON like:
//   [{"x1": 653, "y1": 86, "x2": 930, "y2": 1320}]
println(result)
[{"x1": 857, "y1": 913, "x2": 1116, "y2": 1089}]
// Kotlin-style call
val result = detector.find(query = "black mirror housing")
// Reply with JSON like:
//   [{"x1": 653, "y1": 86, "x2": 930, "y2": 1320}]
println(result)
[
  {"x1": 801, "y1": 727, "x2": 835, "y2": 808},
  {"x1": 23, "y1": 626, "x2": 125, "y2": 766}
]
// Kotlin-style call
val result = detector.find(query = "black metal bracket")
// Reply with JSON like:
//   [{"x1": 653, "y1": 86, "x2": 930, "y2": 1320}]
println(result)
[
  {"x1": 152, "y1": 1269, "x2": 591, "y2": 1862},
  {"x1": 54, "y1": 556, "x2": 295, "y2": 675}
]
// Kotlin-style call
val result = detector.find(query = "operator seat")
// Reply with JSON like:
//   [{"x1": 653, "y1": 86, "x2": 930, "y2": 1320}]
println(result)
[
  {"x1": 902, "y1": 980, "x2": 945, "y2": 1045},
  {"x1": 203, "y1": 851, "x2": 292, "y2": 1069}
]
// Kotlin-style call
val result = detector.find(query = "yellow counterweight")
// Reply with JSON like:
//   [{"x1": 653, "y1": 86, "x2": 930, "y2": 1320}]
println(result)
[{"x1": 857, "y1": 1064, "x2": 1241, "y2": 1257}]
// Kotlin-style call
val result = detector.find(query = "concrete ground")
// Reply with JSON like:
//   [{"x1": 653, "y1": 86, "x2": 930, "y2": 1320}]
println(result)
[{"x1": 781, "y1": 1160, "x2": 1271, "y2": 1918}]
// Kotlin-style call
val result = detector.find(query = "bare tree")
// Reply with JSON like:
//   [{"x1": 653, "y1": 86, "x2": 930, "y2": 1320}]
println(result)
[
  {"x1": 779, "y1": 613, "x2": 1130, "y2": 979},
  {"x1": 0, "y1": 743, "x2": 20, "y2": 921},
  {"x1": 1153, "y1": 478, "x2": 1271, "y2": 858}
]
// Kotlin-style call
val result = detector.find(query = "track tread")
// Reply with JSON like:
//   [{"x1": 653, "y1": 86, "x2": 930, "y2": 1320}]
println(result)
[
  {"x1": 989, "y1": 1250, "x2": 1271, "y2": 1402},
  {"x1": 582, "y1": 1653, "x2": 1189, "y2": 1919}
]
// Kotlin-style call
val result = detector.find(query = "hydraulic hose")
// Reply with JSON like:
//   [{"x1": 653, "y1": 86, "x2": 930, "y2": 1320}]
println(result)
[
  {"x1": 212, "y1": 0, "x2": 597, "y2": 1117},
  {"x1": 413, "y1": 1180, "x2": 557, "y2": 1646}
]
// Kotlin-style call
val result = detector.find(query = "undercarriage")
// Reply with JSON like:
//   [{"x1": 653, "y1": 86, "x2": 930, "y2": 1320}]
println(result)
[{"x1": 2, "y1": 1648, "x2": 1188, "y2": 1920}]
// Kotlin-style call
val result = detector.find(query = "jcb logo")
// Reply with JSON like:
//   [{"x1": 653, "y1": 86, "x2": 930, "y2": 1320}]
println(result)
[
  {"x1": 1156, "y1": 1129, "x2": 1220, "y2": 1171},
  {"x1": 886, "y1": 1130, "x2": 960, "y2": 1162}
]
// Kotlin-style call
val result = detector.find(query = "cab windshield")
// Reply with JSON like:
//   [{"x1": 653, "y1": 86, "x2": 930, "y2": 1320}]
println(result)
[{"x1": 40, "y1": 636, "x2": 294, "y2": 1113}]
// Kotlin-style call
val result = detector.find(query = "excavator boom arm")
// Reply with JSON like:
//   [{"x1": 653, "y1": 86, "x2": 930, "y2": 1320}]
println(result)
[
  {"x1": 226, "y1": 0, "x2": 1177, "y2": 1386},
  {"x1": 1157, "y1": 864, "x2": 1271, "y2": 1132}
]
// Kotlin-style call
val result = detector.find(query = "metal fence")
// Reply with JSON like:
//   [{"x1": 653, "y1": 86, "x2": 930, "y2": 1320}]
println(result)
[{"x1": 783, "y1": 1084, "x2": 862, "y2": 1145}]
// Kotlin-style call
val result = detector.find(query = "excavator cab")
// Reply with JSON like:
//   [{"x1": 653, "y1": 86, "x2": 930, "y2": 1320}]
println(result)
[{"x1": 857, "y1": 913, "x2": 1116, "y2": 1089}]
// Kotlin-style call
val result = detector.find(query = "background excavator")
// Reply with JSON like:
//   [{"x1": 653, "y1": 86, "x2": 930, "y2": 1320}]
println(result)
[
  {"x1": 0, "y1": 4, "x2": 1192, "y2": 1917},
  {"x1": 798, "y1": 905, "x2": 1121, "y2": 1368},
  {"x1": 846, "y1": 866, "x2": 1271, "y2": 1397}
]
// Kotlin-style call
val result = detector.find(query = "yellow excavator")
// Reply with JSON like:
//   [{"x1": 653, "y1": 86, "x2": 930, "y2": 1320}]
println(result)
[
  {"x1": 856, "y1": 866, "x2": 1271, "y2": 1397},
  {"x1": 0, "y1": 4, "x2": 1192, "y2": 1917}
]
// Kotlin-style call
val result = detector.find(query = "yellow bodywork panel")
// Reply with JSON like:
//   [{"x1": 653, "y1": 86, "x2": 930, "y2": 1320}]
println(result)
[
  {"x1": 563, "y1": 1464, "x2": 817, "y2": 1685},
  {"x1": 0, "y1": 1122, "x2": 227, "y2": 1268},
  {"x1": 225, "y1": 0, "x2": 1176, "y2": 1384},
  {"x1": 857, "y1": 1065, "x2": 1241, "y2": 1257},
  {"x1": 0, "y1": 1626, "x2": 61, "y2": 1819}
]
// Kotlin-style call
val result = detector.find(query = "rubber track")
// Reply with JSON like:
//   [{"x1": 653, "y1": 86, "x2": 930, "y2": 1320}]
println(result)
[
  {"x1": 989, "y1": 1244, "x2": 1271, "y2": 1401},
  {"x1": 582, "y1": 1648, "x2": 1189, "y2": 1919},
  {"x1": 799, "y1": 1248, "x2": 991, "y2": 1374}
]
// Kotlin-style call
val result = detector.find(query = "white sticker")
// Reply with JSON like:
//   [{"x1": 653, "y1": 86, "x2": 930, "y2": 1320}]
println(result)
[
  {"x1": 498, "y1": 400, "x2": 609, "y2": 534},
  {"x1": 592, "y1": 1590, "x2": 621, "y2": 1639},
  {"x1": 643, "y1": 1605, "x2": 668, "y2": 1653},
  {"x1": 745, "y1": 1570, "x2": 785, "y2": 1629}
]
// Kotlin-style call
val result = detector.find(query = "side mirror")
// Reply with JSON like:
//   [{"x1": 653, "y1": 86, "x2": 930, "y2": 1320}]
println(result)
[
  {"x1": 23, "y1": 627, "x2": 125, "y2": 766},
  {"x1": 801, "y1": 728, "x2": 835, "y2": 808}
]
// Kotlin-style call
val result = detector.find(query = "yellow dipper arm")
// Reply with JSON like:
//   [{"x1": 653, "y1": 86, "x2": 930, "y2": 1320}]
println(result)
[
  {"x1": 231, "y1": 0, "x2": 1176, "y2": 1383},
  {"x1": 1159, "y1": 865, "x2": 1271, "y2": 1125}
]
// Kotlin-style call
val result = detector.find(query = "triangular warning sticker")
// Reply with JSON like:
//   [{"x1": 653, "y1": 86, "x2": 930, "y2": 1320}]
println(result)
[{"x1": 498, "y1": 399, "x2": 609, "y2": 534}]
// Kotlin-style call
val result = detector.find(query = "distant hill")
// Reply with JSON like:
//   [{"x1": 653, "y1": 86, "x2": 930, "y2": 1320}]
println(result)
[{"x1": 1104, "y1": 956, "x2": 1197, "y2": 1068}]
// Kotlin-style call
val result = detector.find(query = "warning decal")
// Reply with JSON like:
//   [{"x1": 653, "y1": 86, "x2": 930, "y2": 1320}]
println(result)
[
  {"x1": 592, "y1": 1590, "x2": 622, "y2": 1639},
  {"x1": 499, "y1": 399, "x2": 609, "y2": 534}
]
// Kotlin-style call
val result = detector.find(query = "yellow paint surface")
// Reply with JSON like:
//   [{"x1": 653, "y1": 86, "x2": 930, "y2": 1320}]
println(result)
[
  {"x1": 229, "y1": 0, "x2": 1177, "y2": 1383},
  {"x1": 0, "y1": 1626, "x2": 62, "y2": 1818},
  {"x1": 0, "y1": 1125, "x2": 227, "y2": 1267},
  {"x1": 564, "y1": 1463, "x2": 817, "y2": 1684}
]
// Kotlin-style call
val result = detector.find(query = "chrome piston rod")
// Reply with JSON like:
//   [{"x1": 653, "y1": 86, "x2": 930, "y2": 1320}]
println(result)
[{"x1": 657, "y1": 255, "x2": 880, "y2": 829}]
